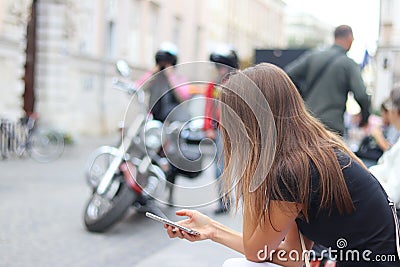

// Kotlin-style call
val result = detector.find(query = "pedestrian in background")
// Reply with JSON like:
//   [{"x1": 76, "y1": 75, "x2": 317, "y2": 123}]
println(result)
[
  {"x1": 371, "y1": 98, "x2": 400, "y2": 152},
  {"x1": 285, "y1": 25, "x2": 370, "y2": 136},
  {"x1": 370, "y1": 88, "x2": 400, "y2": 209},
  {"x1": 205, "y1": 45, "x2": 239, "y2": 214},
  {"x1": 356, "y1": 97, "x2": 400, "y2": 167}
]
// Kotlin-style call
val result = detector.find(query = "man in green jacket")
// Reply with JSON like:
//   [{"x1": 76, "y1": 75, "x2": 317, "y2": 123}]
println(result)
[{"x1": 285, "y1": 25, "x2": 370, "y2": 136}]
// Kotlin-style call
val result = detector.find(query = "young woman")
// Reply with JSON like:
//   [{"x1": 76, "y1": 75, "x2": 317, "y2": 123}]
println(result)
[{"x1": 164, "y1": 63, "x2": 400, "y2": 266}]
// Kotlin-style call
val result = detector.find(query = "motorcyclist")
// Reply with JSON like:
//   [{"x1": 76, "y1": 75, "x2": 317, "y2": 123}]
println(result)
[
  {"x1": 132, "y1": 42, "x2": 193, "y2": 206},
  {"x1": 205, "y1": 45, "x2": 239, "y2": 214},
  {"x1": 134, "y1": 42, "x2": 191, "y2": 123}
]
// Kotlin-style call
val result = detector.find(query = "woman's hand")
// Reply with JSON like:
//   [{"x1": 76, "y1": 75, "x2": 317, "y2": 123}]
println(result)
[
  {"x1": 164, "y1": 209, "x2": 215, "y2": 242},
  {"x1": 166, "y1": 209, "x2": 245, "y2": 254}
]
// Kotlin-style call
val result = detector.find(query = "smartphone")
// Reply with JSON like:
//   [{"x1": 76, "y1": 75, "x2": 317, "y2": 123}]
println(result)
[{"x1": 145, "y1": 212, "x2": 200, "y2": 236}]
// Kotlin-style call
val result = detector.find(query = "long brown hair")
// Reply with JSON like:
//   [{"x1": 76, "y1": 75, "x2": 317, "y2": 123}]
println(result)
[{"x1": 219, "y1": 63, "x2": 364, "y2": 224}]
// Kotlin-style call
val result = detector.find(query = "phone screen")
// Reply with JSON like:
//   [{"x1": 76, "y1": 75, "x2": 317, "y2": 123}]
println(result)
[{"x1": 145, "y1": 212, "x2": 200, "y2": 236}]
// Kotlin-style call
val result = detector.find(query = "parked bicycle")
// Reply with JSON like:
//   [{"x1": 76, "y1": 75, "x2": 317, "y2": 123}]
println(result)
[{"x1": 0, "y1": 113, "x2": 64, "y2": 162}]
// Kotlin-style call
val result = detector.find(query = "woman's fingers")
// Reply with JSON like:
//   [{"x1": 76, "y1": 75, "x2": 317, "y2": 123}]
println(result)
[
  {"x1": 165, "y1": 224, "x2": 185, "y2": 239},
  {"x1": 164, "y1": 210, "x2": 209, "y2": 241},
  {"x1": 175, "y1": 209, "x2": 195, "y2": 217},
  {"x1": 165, "y1": 225, "x2": 177, "y2": 238},
  {"x1": 165, "y1": 225, "x2": 173, "y2": 238},
  {"x1": 181, "y1": 230, "x2": 200, "y2": 242},
  {"x1": 165, "y1": 223, "x2": 201, "y2": 241}
]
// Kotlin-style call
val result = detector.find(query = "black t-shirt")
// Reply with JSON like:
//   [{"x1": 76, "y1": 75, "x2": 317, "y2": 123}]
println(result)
[{"x1": 291, "y1": 152, "x2": 400, "y2": 266}]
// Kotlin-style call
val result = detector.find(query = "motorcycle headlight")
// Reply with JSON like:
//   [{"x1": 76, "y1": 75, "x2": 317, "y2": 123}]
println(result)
[{"x1": 143, "y1": 120, "x2": 163, "y2": 151}]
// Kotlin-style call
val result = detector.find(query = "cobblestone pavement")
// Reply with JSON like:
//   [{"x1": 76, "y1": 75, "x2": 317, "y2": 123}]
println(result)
[{"x1": 0, "y1": 136, "x2": 243, "y2": 267}]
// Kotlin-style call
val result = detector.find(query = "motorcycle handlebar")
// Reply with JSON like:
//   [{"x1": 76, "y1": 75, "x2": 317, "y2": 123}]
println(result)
[{"x1": 112, "y1": 78, "x2": 137, "y2": 95}]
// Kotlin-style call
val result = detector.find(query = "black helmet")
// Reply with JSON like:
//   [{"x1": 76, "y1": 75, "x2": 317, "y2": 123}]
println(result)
[
  {"x1": 155, "y1": 42, "x2": 178, "y2": 66},
  {"x1": 209, "y1": 45, "x2": 239, "y2": 69}
]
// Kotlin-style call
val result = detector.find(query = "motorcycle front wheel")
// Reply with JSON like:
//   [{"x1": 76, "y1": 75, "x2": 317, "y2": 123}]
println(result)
[{"x1": 84, "y1": 177, "x2": 136, "y2": 233}]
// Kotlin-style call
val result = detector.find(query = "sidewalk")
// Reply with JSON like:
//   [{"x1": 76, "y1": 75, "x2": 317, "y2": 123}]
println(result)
[{"x1": 135, "y1": 212, "x2": 244, "y2": 267}]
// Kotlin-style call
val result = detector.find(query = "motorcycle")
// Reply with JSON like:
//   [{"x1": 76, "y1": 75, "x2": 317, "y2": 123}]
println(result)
[{"x1": 83, "y1": 60, "x2": 204, "y2": 233}]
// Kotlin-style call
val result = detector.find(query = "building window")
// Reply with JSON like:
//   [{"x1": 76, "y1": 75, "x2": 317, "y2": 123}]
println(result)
[
  {"x1": 144, "y1": 1, "x2": 159, "y2": 66},
  {"x1": 194, "y1": 25, "x2": 202, "y2": 60},
  {"x1": 129, "y1": 0, "x2": 141, "y2": 64},
  {"x1": 105, "y1": 20, "x2": 115, "y2": 58},
  {"x1": 173, "y1": 16, "x2": 181, "y2": 46}
]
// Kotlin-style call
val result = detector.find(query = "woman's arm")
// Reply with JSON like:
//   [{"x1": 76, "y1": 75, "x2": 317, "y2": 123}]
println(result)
[
  {"x1": 242, "y1": 201, "x2": 301, "y2": 263},
  {"x1": 166, "y1": 201, "x2": 306, "y2": 265},
  {"x1": 269, "y1": 221, "x2": 314, "y2": 267},
  {"x1": 371, "y1": 127, "x2": 391, "y2": 151},
  {"x1": 209, "y1": 219, "x2": 244, "y2": 254},
  {"x1": 163, "y1": 66, "x2": 191, "y2": 102}
]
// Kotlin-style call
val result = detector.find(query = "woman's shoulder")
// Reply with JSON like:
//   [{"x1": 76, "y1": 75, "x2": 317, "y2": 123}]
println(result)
[{"x1": 334, "y1": 149, "x2": 352, "y2": 165}]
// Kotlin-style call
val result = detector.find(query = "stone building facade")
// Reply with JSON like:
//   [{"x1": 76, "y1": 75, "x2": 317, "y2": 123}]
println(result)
[
  {"x1": 0, "y1": 0, "x2": 30, "y2": 121},
  {"x1": 0, "y1": 0, "x2": 286, "y2": 136}
]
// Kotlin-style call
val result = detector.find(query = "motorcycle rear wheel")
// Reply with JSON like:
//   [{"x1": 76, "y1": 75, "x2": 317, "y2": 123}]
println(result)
[{"x1": 84, "y1": 180, "x2": 136, "y2": 233}]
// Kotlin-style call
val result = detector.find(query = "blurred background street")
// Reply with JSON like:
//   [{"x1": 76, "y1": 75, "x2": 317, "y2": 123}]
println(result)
[
  {"x1": 0, "y1": 136, "x2": 243, "y2": 267},
  {"x1": 1, "y1": 0, "x2": 399, "y2": 266}
]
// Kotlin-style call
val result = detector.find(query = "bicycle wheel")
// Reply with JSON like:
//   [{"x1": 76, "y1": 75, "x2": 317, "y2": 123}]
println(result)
[{"x1": 29, "y1": 128, "x2": 65, "y2": 162}]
